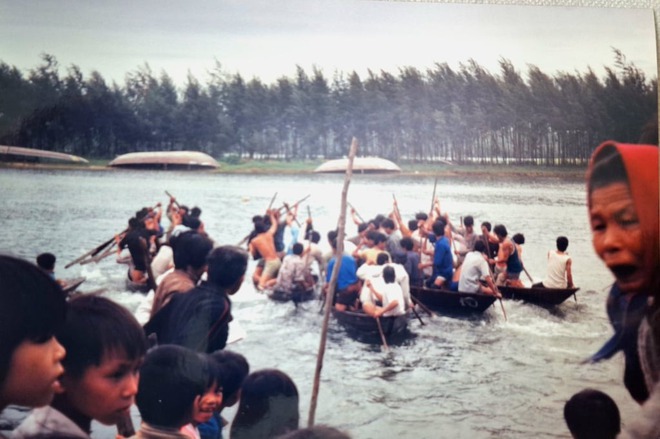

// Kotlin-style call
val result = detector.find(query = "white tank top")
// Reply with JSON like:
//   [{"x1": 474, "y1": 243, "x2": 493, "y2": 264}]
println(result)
[{"x1": 543, "y1": 251, "x2": 570, "y2": 288}]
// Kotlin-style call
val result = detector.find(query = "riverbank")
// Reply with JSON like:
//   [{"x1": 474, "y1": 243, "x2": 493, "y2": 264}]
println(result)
[{"x1": 0, "y1": 159, "x2": 587, "y2": 181}]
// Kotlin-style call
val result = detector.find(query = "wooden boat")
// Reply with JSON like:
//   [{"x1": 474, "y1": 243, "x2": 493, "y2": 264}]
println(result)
[
  {"x1": 108, "y1": 151, "x2": 219, "y2": 170},
  {"x1": 331, "y1": 308, "x2": 409, "y2": 343},
  {"x1": 267, "y1": 287, "x2": 317, "y2": 304},
  {"x1": 410, "y1": 285, "x2": 496, "y2": 315},
  {"x1": 498, "y1": 285, "x2": 579, "y2": 306},
  {"x1": 314, "y1": 157, "x2": 401, "y2": 174},
  {"x1": 61, "y1": 277, "x2": 86, "y2": 295},
  {"x1": 0, "y1": 145, "x2": 88, "y2": 164}
]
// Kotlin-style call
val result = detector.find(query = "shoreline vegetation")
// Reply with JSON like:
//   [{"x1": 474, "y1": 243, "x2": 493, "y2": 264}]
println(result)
[{"x1": 0, "y1": 158, "x2": 587, "y2": 181}]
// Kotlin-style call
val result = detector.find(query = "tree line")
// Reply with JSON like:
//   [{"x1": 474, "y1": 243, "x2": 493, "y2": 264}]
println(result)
[{"x1": 0, "y1": 50, "x2": 656, "y2": 165}]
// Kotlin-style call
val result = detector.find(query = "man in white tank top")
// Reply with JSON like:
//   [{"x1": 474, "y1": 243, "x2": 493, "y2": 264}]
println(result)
[{"x1": 540, "y1": 236, "x2": 574, "y2": 289}]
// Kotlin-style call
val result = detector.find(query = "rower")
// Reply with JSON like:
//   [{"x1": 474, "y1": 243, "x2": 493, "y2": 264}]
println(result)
[{"x1": 534, "y1": 236, "x2": 574, "y2": 289}]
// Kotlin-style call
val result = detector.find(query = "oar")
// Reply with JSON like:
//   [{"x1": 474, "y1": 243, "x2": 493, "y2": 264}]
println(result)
[
  {"x1": 347, "y1": 202, "x2": 365, "y2": 223},
  {"x1": 522, "y1": 265, "x2": 534, "y2": 284},
  {"x1": 411, "y1": 304, "x2": 425, "y2": 326},
  {"x1": 276, "y1": 194, "x2": 310, "y2": 214},
  {"x1": 375, "y1": 316, "x2": 389, "y2": 351},
  {"x1": 282, "y1": 202, "x2": 302, "y2": 227},
  {"x1": 165, "y1": 190, "x2": 181, "y2": 209},
  {"x1": 480, "y1": 233, "x2": 507, "y2": 321},
  {"x1": 65, "y1": 228, "x2": 127, "y2": 269},
  {"x1": 140, "y1": 238, "x2": 158, "y2": 292},
  {"x1": 267, "y1": 191, "x2": 278, "y2": 211},
  {"x1": 236, "y1": 192, "x2": 279, "y2": 246},
  {"x1": 411, "y1": 295, "x2": 435, "y2": 318}
]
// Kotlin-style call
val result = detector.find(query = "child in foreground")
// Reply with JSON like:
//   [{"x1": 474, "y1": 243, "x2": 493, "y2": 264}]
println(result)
[
  {"x1": 14, "y1": 294, "x2": 147, "y2": 438},
  {"x1": 0, "y1": 255, "x2": 66, "y2": 413},
  {"x1": 130, "y1": 345, "x2": 210, "y2": 439}
]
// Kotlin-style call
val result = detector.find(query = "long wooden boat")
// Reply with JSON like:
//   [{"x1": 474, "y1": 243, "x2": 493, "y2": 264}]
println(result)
[
  {"x1": 314, "y1": 157, "x2": 401, "y2": 174},
  {"x1": 331, "y1": 308, "x2": 409, "y2": 343},
  {"x1": 0, "y1": 145, "x2": 88, "y2": 164},
  {"x1": 498, "y1": 285, "x2": 579, "y2": 306},
  {"x1": 410, "y1": 285, "x2": 496, "y2": 315},
  {"x1": 108, "y1": 151, "x2": 219, "y2": 170},
  {"x1": 267, "y1": 287, "x2": 317, "y2": 304}
]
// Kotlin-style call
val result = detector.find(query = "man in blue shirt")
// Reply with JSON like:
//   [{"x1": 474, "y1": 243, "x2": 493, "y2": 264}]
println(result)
[
  {"x1": 426, "y1": 220, "x2": 453, "y2": 289},
  {"x1": 324, "y1": 237, "x2": 360, "y2": 311}
]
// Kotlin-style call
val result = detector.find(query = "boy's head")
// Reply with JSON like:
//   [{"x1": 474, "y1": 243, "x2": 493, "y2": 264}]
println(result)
[
  {"x1": 376, "y1": 252, "x2": 390, "y2": 266},
  {"x1": 493, "y1": 224, "x2": 508, "y2": 240},
  {"x1": 136, "y1": 345, "x2": 210, "y2": 429},
  {"x1": 463, "y1": 216, "x2": 474, "y2": 228},
  {"x1": 383, "y1": 266, "x2": 396, "y2": 284},
  {"x1": 432, "y1": 220, "x2": 445, "y2": 236},
  {"x1": 54, "y1": 294, "x2": 147, "y2": 426},
  {"x1": 0, "y1": 255, "x2": 67, "y2": 410},
  {"x1": 192, "y1": 354, "x2": 224, "y2": 425},
  {"x1": 210, "y1": 350, "x2": 250, "y2": 409},
  {"x1": 564, "y1": 389, "x2": 620, "y2": 439},
  {"x1": 512, "y1": 233, "x2": 525, "y2": 245},
  {"x1": 292, "y1": 243, "x2": 304, "y2": 256},
  {"x1": 207, "y1": 246, "x2": 249, "y2": 293},
  {"x1": 557, "y1": 236, "x2": 569, "y2": 252},
  {"x1": 381, "y1": 219, "x2": 395, "y2": 233},
  {"x1": 171, "y1": 231, "x2": 214, "y2": 272},
  {"x1": 400, "y1": 237, "x2": 414, "y2": 252},
  {"x1": 36, "y1": 252, "x2": 56, "y2": 272}
]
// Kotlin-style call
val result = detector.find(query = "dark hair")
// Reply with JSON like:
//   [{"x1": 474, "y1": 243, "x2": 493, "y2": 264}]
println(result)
[
  {"x1": 128, "y1": 217, "x2": 141, "y2": 229},
  {"x1": 292, "y1": 243, "x2": 304, "y2": 256},
  {"x1": 373, "y1": 233, "x2": 387, "y2": 245},
  {"x1": 463, "y1": 216, "x2": 474, "y2": 227},
  {"x1": 372, "y1": 214, "x2": 386, "y2": 229},
  {"x1": 381, "y1": 219, "x2": 395, "y2": 231},
  {"x1": 407, "y1": 219, "x2": 418, "y2": 232},
  {"x1": 207, "y1": 246, "x2": 248, "y2": 289},
  {"x1": 383, "y1": 266, "x2": 396, "y2": 284},
  {"x1": 171, "y1": 231, "x2": 213, "y2": 270},
  {"x1": 255, "y1": 220, "x2": 268, "y2": 234},
  {"x1": 309, "y1": 231, "x2": 321, "y2": 244},
  {"x1": 415, "y1": 212, "x2": 428, "y2": 221},
  {"x1": 183, "y1": 215, "x2": 201, "y2": 231},
  {"x1": 481, "y1": 221, "x2": 492, "y2": 232},
  {"x1": 365, "y1": 230, "x2": 379, "y2": 243},
  {"x1": 512, "y1": 233, "x2": 525, "y2": 245},
  {"x1": 0, "y1": 256, "x2": 67, "y2": 388},
  {"x1": 493, "y1": 224, "x2": 507, "y2": 239},
  {"x1": 327, "y1": 230, "x2": 338, "y2": 243},
  {"x1": 276, "y1": 425, "x2": 352, "y2": 439},
  {"x1": 136, "y1": 345, "x2": 210, "y2": 428},
  {"x1": 230, "y1": 369, "x2": 299, "y2": 439},
  {"x1": 564, "y1": 389, "x2": 620, "y2": 439},
  {"x1": 36, "y1": 253, "x2": 56, "y2": 271},
  {"x1": 190, "y1": 207, "x2": 202, "y2": 218},
  {"x1": 557, "y1": 236, "x2": 569, "y2": 252},
  {"x1": 357, "y1": 223, "x2": 368, "y2": 234},
  {"x1": 400, "y1": 237, "x2": 414, "y2": 251},
  {"x1": 210, "y1": 350, "x2": 250, "y2": 404},
  {"x1": 432, "y1": 221, "x2": 445, "y2": 236},
  {"x1": 376, "y1": 252, "x2": 390, "y2": 266},
  {"x1": 57, "y1": 295, "x2": 147, "y2": 379},
  {"x1": 589, "y1": 144, "x2": 629, "y2": 193},
  {"x1": 474, "y1": 240, "x2": 486, "y2": 254}
]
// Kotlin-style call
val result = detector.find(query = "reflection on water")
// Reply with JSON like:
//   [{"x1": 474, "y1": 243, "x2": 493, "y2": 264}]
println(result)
[{"x1": 0, "y1": 169, "x2": 634, "y2": 439}]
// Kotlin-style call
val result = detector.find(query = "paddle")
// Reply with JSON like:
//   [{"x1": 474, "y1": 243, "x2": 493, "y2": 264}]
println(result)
[
  {"x1": 165, "y1": 190, "x2": 181, "y2": 209},
  {"x1": 480, "y1": 231, "x2": 507, "y2": 321},
  {"x1": 411, "y1": 294, "x2": 435, "y2": 318},
  {"x1": 411, "y1": 303, "x2": 425, "y2": 326},
  {"x1": 236, "y1": 192, "x2": 279, "y2": 246},
  {"x1": 347, "y1": 201, "x2": 365, "y2": 224},
  {"x1": 522, "y1": 264, "x2": 534, "y2": 284},
  {"x1": 375, "y1": 316, "x2": 390, "y2": 351},
  {"x1": 65, "y1": 228, "x2": 128, "y2": 269}
]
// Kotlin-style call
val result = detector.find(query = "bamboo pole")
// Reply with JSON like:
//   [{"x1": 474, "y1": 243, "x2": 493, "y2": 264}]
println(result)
[{"x1": 308, "y1": 137, "x2": 358, "y2": 427}]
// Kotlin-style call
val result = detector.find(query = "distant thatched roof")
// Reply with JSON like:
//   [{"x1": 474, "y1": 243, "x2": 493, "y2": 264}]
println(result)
[
  {"x1": 109, "y1": 151, "x2": 219, "y2": 170},
  {"x1": 0, "y1": 145, "x2": 89, "y2": 164},
  {"x1": 314, "y1": 157, "x2": 401, "y2": 174}
]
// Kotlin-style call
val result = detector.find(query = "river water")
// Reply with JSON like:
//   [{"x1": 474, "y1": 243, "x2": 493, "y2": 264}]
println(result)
[{"x1": 0, "y1": 168, "x2": 639, "y2": 438}]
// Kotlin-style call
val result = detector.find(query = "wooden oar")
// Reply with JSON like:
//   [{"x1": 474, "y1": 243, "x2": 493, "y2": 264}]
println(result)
[
  {"x1": 140, "y1": 238, "x2": 158, "y2": 293},
  {"x1": 236, "y1": 192, "x2": 279, "y2": 246},
  {"x1": 276, "y1": 194, "x2": 310, "y2": 214},
  {"x1": 165, "y1": 190, "x2": 181, "y2": 209},
  {"x1": 375, "y1": 316, "x2": 390, "y2": 351},
  {"x1": 522, "y1": 265, "x2": 534, "y2": 284},
  {"x1": 347, "y1": 202, "x2": 365, "y2": 223},
  {"x1": 65, "y1": 228, "x2": 127, "y2": 269},
  {"x1": 480, "y1": 232, "x2": 507, "y2": 321},
  {"x1": 411, "y1": 304, "x2": 425, "y2": 326},
  {"x1": 411, "y1": 295, "x2": 435, "y2": 318}
]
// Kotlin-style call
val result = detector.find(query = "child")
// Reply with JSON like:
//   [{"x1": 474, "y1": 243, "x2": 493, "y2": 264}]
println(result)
[
  {"x1": 198, "y1": 350, "x2": 250, "y2": 439},
  {"x1": 0, "y1": 255, "x2": 66, "y2": 412},
  {"x1": 131, "y1": 345, "x2": 210, "y2": 438},
  {"x1": 181, "y1": 354, "x2": 224, "y2": 439},
  {"x1": 564, "y1": 388, "x2": 620, "y2": 439},
  {"x1": 36, "y1": 252, "x2": 58, "y2": 281},
  {"x1": 230, "y1": 369, "x2": 299, "y2": 439},
  {"x1": 14, "y1": 294, "x2": 147, "y2": 438}
]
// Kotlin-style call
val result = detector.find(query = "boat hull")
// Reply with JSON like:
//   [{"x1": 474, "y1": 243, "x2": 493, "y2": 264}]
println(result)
[
  {"x1": 331, "y1": 308, "x2": 409, "y2": 344},
  {"x1": 498, "y1": 286, "x2": 579, "y2": 306},
  {"x1": 410, "y1": 285, "x2": 496, "y2": 315}
]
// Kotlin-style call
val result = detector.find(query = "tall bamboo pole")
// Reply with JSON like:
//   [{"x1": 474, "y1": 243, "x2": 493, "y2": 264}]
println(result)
[{"x1": 308, "y1": 137, "x2": 358, "y2": 427}]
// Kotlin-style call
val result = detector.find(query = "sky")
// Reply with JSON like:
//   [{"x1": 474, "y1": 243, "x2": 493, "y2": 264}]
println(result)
[{"x1": 0, "y1": 0, "x2": 656, "y2": 87}]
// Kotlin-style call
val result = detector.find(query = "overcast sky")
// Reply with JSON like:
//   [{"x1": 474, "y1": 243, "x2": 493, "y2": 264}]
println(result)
[{"x1": 0, "y1": 0, "x2": 656, "y2": 87}]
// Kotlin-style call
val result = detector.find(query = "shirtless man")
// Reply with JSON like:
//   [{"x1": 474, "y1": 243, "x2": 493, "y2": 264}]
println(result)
[
  {"x1": 491, "y1": 224, "x2": 523, "y2": 287},
  {"x1": 249, "y1": 210, "x2": 281, "y2": 290}
]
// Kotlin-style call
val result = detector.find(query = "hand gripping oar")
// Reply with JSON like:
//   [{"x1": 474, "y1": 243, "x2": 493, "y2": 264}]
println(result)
[
  {"x1": 165, "y1": 190, "x2": 181, "y2": 209},
  {"x1": 375, "y1": 316, "x2": 389, "y2": 351}
]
